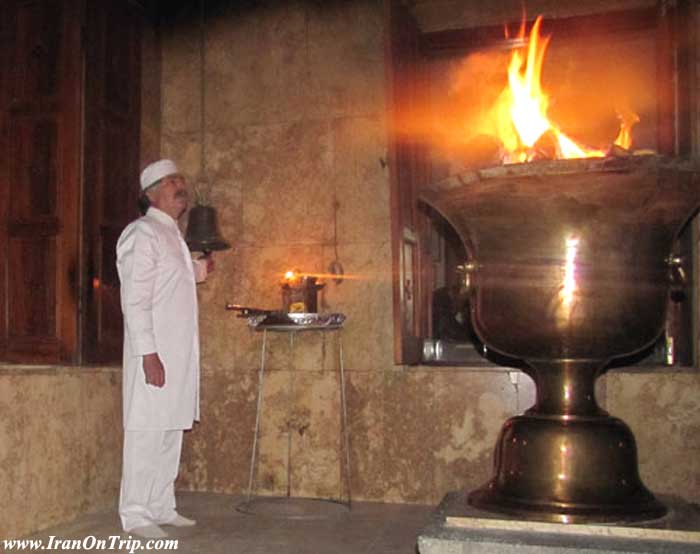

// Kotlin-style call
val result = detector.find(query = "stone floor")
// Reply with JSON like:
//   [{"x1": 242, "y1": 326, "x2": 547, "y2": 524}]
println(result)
[{"x1": 20, "y1": 492, "x2": 434, "y2": 553}]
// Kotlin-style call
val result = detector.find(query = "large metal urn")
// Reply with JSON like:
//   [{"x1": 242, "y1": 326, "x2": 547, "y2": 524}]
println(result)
[{"x1": 420, "y1": 155, "x2": 699, "y2": 523}]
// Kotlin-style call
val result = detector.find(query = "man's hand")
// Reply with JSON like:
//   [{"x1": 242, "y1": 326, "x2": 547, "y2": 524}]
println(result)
[
  {"x1": 193, "y1": 253, "x2": 214, "y2": 283},
  {"x1": 142, "y1": 353, "x2": 165, "y2": 387},
  {"x1": 205, "y1": 252, "x2": 215, "y2": 273}
]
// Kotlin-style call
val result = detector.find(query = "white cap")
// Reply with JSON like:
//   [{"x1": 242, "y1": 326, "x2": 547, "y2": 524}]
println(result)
[{"x1": 140, "y1": 159, "x2": 180, "y2": 190}]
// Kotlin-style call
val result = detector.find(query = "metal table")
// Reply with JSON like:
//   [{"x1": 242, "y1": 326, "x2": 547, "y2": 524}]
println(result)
[{"x1": 240, "y1": 319, "x2": 352, "y2": 514}]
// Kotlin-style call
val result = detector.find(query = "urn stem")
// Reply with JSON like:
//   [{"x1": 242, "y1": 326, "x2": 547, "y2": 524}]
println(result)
[{"x1": 527, "y1": 360, "x2": 606, "y2": 417}]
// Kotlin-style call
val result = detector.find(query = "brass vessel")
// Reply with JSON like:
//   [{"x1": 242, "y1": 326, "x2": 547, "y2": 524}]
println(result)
[{"x1": 421, "y1": 156, "x2": 699, "y2": 523}]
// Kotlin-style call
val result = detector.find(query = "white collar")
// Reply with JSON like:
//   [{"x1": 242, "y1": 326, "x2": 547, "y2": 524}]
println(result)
[{"x1": 146, "y1": 206, "x2": 181, "y2": 231}]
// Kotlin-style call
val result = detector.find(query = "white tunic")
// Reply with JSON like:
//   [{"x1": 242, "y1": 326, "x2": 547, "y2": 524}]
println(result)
[{"x1": 117, "y1": 207, "x2": 200, "y2": 430}]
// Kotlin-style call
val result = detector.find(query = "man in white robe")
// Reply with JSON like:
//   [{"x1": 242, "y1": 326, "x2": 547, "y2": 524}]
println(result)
[{"x1": 117, "y1": 159, "x2": 210, "y2": 538}]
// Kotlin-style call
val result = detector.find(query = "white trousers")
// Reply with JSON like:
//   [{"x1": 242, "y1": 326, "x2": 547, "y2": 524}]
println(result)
[{"x1": 119, "y1": 429, "x2": 183, "y2": 532}]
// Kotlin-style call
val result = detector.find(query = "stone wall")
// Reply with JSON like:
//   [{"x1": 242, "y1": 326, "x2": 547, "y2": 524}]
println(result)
[
  {"x1": 158, "y1": 0, "x2": 700, "y2": 506},
  {"x1": 0, "y1": 367, "x2": 122, "y2": 539},
  {"x1": 604, "y1": 369, "x2": 700, "y2": 501}
]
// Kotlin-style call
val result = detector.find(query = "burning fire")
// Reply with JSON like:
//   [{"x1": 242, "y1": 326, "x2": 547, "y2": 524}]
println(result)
[
  {"x1": 282, "y1": 269, "x2": 362, "y2": 282},
  {"x1": 492, "y1": 16, "x2": 638, "y2": 163}
]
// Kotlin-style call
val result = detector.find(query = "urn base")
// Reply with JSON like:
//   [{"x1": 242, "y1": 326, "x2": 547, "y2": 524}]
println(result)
[{"x1": 468, "y1": 414, "x2": 667, "y2": 523}]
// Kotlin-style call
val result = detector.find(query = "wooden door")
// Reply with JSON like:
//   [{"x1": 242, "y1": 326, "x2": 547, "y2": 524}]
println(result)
[
  {"x1": 386, "y1": 0, "x2": 431, "y2": 364},
  {"x1": 0, "y1": 0, "x2": 82, "y2": 363},
  {"x1": 82, "y1": 0, "x2": 142, "y2": 363}
]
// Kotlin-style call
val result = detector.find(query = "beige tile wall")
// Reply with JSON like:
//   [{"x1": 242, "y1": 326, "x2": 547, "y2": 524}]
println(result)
[
  {"x1": 0, "y1": 367, "x2": 122, "y2": 539},
  {"x1": 158, "y1": 0, "x2": 700, "y2": 506}
]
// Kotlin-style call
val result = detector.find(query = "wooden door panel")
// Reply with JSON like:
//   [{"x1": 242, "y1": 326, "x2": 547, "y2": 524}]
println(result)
[
  {"x1": 387, "y1": 0, "x2": 429, "y2": 364},
  {"x1": 9, "y1": 114, "x2": 58, "y2": 219},
  {"x1": 96, "y1": 224, "x2": 125, "y2": 355},
  {"x1": 102, "y1": 120, "x2": 135, "y2": 221},
  {"x1": 82, "y1": 0, "x2": 142, "y2": 363},
  {"x1": 13, "y1": 0, "x2": 63, "y2": 101},
  {"x1": 7, "y1": 236, "x2": 57, "y2": 341},
  {"x1": 0, "y1": 4, "x2": 10, "y2": 356},
  {"x1": 0, "y1": 0, "x2": 81, "y2": 363},
  {"x1": 1, "y1": 0, "x2": 142, "y2": 364},
  {"x1": 104, "y1": 1, "x2": 139, "y2": 115}
]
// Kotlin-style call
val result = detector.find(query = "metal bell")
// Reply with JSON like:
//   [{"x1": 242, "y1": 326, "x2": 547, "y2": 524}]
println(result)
[{"x1": 185, "y1": 205, "x2": 231, "y2": 252}]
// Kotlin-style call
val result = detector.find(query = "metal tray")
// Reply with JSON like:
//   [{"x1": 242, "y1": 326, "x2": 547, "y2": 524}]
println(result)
[{"x1": 248, "y1": 312, "x2": 346, "y2": 331}]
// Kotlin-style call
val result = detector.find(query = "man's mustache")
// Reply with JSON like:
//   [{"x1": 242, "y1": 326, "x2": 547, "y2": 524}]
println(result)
[{"x1": 175, "y1": 190, "x2": 188, "y2": 199}]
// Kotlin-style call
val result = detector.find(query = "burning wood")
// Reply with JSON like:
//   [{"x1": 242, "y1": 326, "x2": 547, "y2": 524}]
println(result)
[
  {"x1": 531, "y1": 130, "x2": 558, "y2": 161},
  {"x1": 607, "y1": 143, "x2": 632, "y2": 158},
  {"x1": 464, "y1": 15, "x2": 642, "y2": 165}
]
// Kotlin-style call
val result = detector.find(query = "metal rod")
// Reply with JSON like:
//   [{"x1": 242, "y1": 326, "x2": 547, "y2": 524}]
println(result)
[
  {"x1": 246, "y1": 328, "x2": 268, "y2": 504},
  {"x1": 286, "y1": 331, "x2": 296, "y2": 498},
  {"x1": 199, "y1": 0, "x2": 207, "y2": 181},
  {"x1": 338, "y1": 330, "x2": 352, "y2": 508}
]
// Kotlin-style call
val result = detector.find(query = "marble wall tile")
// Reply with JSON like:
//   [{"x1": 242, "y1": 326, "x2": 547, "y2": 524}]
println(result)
[
  {"x1": 160, "y1": 131, "x2": 204, "y2": 186},
  {"x1": 256, "y1": 331, "x2": 296, "y2": 374},
  {"x1": 321, "y1": 242, "x2": 394, "y2": 371},
  {"x1": 198, "y1": 303, "x2": 240, "y2": 373},
  {"x1": 179, "y1": 370, "x2": 258, "y2": 494},
  {"x1": 603, "y1": 370, "x2": 700, "y2": 503},
  {"x1": 82, "y1": 372, "x2": 122, "y2": 506},
  {"x1": 344, "y1": 370, "x2": 386, "y2": 501},
  {"x1": 431, "y1": 370, "x2": 520, "y2": 500},
  {"x1": 236, "y1": 122, "x2": 335, "y2": 246},
  {"x1": 197, "y1": 255, "x2": 245, "y2": 373},
  {"x1": 205, "y1": 1, "x2": 385, "y2": 125},
  {"x1": 0, "y1": 376, "x2": 32, "y2": 539},
  {"x1": 0, "y1": 370, "x2": 122, "y2": 539},
  {"x1": 330, "y1": 116, "x2": 391, "y2": 245},
  {"x1": 140, "y1": 22, "x2": 161, "y2": 164},
  {"x1": 200, "y1": 179, "x2": 243, "y2": 249},
  {"x1": 304, "y1": 0, "x2": 386, "y2": 119},
  {"x1": 177, "y1": 431, "x2": 208, "y2": 493},
  {"x1": 313, "y1": 329, "x2": 349, "y2": 374},
  {"x1": 381, "y1": 369, "x2": 438, "y2": 503},
  {"x1": 161, "y1": 26, "x2": 201, "y2": 134},
  {"x1": 24, "y1": 376, "x2": 84, "y2": 529},
  {"x1": 206, "y1": 2, "x2": 310, "y2": 127},
  {"x1": 288, "y1": 371, "x2": 343, "y2": 498},
  {"x1": 202, "y1": 129, "x2": 244, "y2": 239},
  {"x1": 508, "y1": 370, "x2": 537, "y2": 414},
  {"x1": 290, "y1": 332, "x2": 325, "y2": 372},
  {"x1": 255, "y1": 369, "x2": 296, "y2": 495}
]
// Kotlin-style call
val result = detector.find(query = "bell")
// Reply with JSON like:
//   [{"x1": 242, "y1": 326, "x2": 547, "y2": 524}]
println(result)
[{"x1": 185, "y1": 205, "x2": 231, "y2": 252}]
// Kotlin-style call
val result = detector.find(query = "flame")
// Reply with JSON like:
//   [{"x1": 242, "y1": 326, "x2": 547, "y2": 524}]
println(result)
[
  {"x1": 493, "y1": 16, "x2": 638, "y2": 162},
  {"x1": 613, "y1": 109, "x2": 640, "y2": 150},
  {"x1": 282, "y1": 269, "x2": 363, "y2": 282}
]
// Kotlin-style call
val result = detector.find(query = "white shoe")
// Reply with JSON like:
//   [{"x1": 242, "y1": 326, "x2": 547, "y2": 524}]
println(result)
[
  {"x1": 162, "y1": 514, "x2": 196, "y2": 527},
  {"x1": 129, "y1": 524, "x2": 168, "y2": 539}
]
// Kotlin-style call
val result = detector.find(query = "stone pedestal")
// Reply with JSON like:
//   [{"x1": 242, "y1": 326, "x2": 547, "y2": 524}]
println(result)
[{"x1": 418, "y1": 491, "x2": 700, "y2": 554}]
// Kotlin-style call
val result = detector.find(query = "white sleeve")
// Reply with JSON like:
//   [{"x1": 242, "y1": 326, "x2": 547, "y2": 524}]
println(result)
[
  {"x1": 192, "y1": 257, "x2": 208, "y2": 283},
  {"x1": 117, "y1": 221, "x2": 159, "y2": 356}
]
